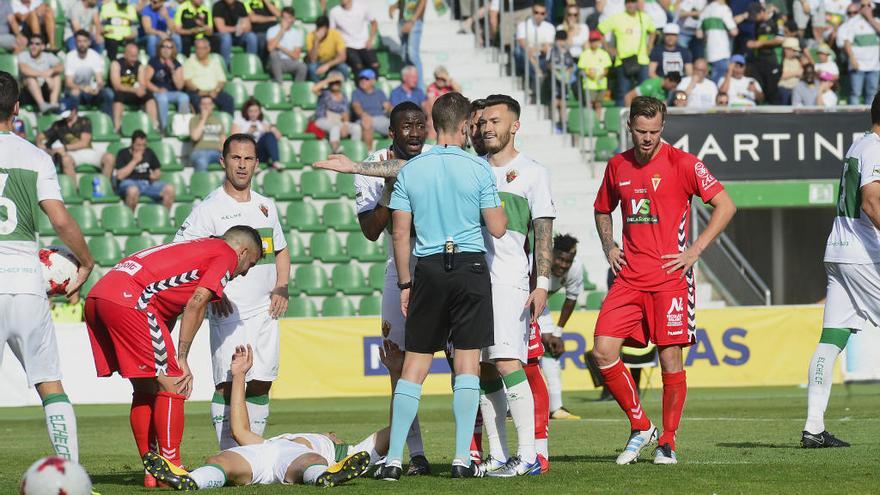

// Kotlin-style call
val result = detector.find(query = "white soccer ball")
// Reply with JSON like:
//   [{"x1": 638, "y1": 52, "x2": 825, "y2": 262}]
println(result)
[
  {"x1": 19, "y1": 456, "x2": 92, "y2": 495},
  {"x1": 39, "y1": 246, "x2": 80, "y2": 296}
]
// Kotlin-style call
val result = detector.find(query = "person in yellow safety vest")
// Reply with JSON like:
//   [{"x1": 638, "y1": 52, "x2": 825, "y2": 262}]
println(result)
[{"x1": 100, "y1": 0, "x2": 138, "y2": 60}]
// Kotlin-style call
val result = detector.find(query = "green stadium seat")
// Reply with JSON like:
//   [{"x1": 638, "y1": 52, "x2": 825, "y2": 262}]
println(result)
[
  {"x1": 583, "y1": 269, "x2": 597, "y2": 291},
  {"x1": 595, "y1": 135, "x2": 619, "y2": 162},
  {"x1": 339, "y1": 140, "x2": 368, "y2": 161},
  {"x1": 173, "y1": 203, "x2": 192, "y2": 227},
  {"x1": 138, "y1": 204, "x2": 176, "y2": 234},
  {"x1": 105, "y1": 141, "x2": 126, "y2": 156},
  {"x1": 321, "y1": 296, "x2": 355, "y2": 316},
  {"x1": 165, "y1": 172, "x2": 193, "y2": 202},
  {"x1": 190, "y1": 171, "x2": 222, "y2": 199},
  {"x1": 78, "y1": 174, "x2": 118, "y2": 203},
  {"x1": 347, "y1": 233, "x2": 386, "y2": 262},
  {"x1": 585, "y1": 291, "x2": 606, "y2": 310},
  {"x1": 293, "y1": 0, "x2": 321, "y2": 22},
  {"x1": 358, "y1": 295, "x2": 382, "y2": 315},
  {"x1": 101, "y1": 204, "x2": 140, "y2": 235},
  {"x1": 547, "y1": 291, "x2": 566, "y2": 311},
  {"x1": 376, "y1": 51, "x2": 404, "y2": 79},
  {"x1": 254, "y1": 82, "x2": 293, "y2": 110},
  {"x1": 226, "y1": 79, "x2": 249, "y2": 110},
  {"x1": 261, "y1": 170, "x2": 302, "y2": 200},
  {"x1": 121, "y1": 111, "x2": 160, "y2": 140},
  {"x1": 298, "y1": 140, "x2": 330, "y2": 165},
  {"x1": 37, "y1": 113, "x2": 57, "y2": 133},
  {"x1": 290, "y1": 81, "x2": 317, "y2": 110},
  {"x1": 286, "y1": 231, "x2": 312, "y2": 263},
  {"x1": 285, "y1": 201, "x2": 323, "y2": 231},
  {"x1": 231, "y1": 53, "x2": 269, "y2": 81},
  {"x1": 286, "y1": 296, "x2": 318, "y2": 317},
  {"x1": 322, "y1": 202, "x2": 359, "y2": 231},
  {"x1": 124, "y1": 233, "x2": 155, "y2": 255},
  {"x1": 276, "y1": 110, "x2": 314, "y2": 141},
  {"x1": 0, "y1": 53, "x2": 18, "y2": 78},
  {"x1": 58, "y1": 175, "x2": 81, "y2": 204},
  {"x1": 277, "y1": 139, "x2": 301, "y2": 169},
  {"x1": 376, "y1": 79, "x2": 393, "y2": 98},
  {"x1": 335, "y1": 173, "x2": 356, "y2": 199},
  {"x1": 567, "y1": 108, "x2": 606, "y2": 136},
  {"x1": 148, "y1": 141, "x2": 183, "y2": 172},
  {"x1": 331, "y1": 264, "x2": 371, "y2": 296},
  {"x1": 293, "y1": 265, "x2": 335, "y2": 296},
  {"x1": 368, "y1": 263, "x2": 385, "y2": 290},
  {"x1": 66, "y1": 205, "x2": 102, "y2": 235},
  {"x1": 300, "y1": 170, "x2": 338, "y2": 199},
  {"x1": 374, "y1": 138, "x2": 392, "y2": 150},
  {"x1": 81, "y1": 112, "x2": 117, "y2": 142},
  {"x1": 604, "y1": 107, "x2": 622, "y2": 133},
  {"x1": 309, "y1": 232, "x2": 348, "y2": 262},
  {"x1": 88, "y1": 234, "x2": 123, "y2": 266},
  {"x1": 37, "y1": 210, "x2": 55, "y2": 236}
]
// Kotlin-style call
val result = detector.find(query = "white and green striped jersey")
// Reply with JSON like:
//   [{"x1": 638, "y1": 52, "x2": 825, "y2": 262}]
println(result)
[
  {"x1": 0, "y1": 132, "x2": 63, "y2": 295},
  {"x1": 838, "y1": 16, "x2": 880, "y2": 72},
  {"x1": 825, "y1": 131, "x2": 880, "y2": 264},
  {"x1": 698, "y1": 1, "x2": 737, "y2": 63},
  {"x1": 482, "y1": 153, "x2": 556, "y2": 290}
]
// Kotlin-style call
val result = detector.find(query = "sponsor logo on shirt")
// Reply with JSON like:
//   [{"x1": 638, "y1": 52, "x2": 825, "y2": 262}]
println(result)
[
  {"x1": 626, "y1": 198, "x2": 658, "y2": 224},
  {"x1": 262, "y1": 236, "x2": 273, "y2": 255},
  {"x1": 220, "y1": 213, "x2": 243, "y2": 221},
  {"x1": 619, "y1": 180, "x2": 631, "y2": 186},
  {"x1": 694, "y1": 162, "x2": 718, "y2": 189},
  {"x1": 666, "y1": 297, "x2": 684, "y2": 327},
  {"x1": 113, "y1": 259, "x2": 143, "y2": 275}
]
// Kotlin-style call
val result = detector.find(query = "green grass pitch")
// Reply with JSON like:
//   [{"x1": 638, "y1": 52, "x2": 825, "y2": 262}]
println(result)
[{"x1": 3, "y1": 385, "x2": 879, "y2": 494}]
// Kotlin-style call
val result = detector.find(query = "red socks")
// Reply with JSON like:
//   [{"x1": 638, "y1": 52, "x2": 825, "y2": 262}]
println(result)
[
  {"x1": 525, "y1": 361, "x2": 549, "y2": 441},
  {"x1": 130, "y1": 392, "x2": 157, "y2": 457},
  {"x1": 470, "y1": 409, "x2": 483, "y2": 460},
  {"x1": 599, "y1": 359, "x2": 651, "y2": 431},
  {"x1": 659, "y1": 370, "x2": 687, "y2": 450},
  {"x1": 153, "y1": 391, "x2": 186, "y2": 467}
]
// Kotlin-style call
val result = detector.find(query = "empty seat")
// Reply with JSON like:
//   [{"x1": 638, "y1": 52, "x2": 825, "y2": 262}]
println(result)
[
  {"x1": 254, "y1": 81, "x2": 293, "y2": 110},
  {"x1": 261, "y1": 170, "x2": 302, "y2": 200},
  {"x1": 277, "y1": 139, "x2": 301, "y2": 169},
  {"x1": 286, "y1": 296, "x2": 318, "y2": 317},
  {"x1": 335, "y1": 173, "x2": 356, "y2": 199},
  {"x1": 173, "y1": 203, "x2": 193, "y2": 227},
  {"x1": 148, "y1": 141, "x2": 183, "y2": 172},
  {"x1": 124, "y1": 233, "x2": 155, "y2": 255},
  {"x1": 231, "y1": 53, "x2": 269, "y2": 81},
  {"x1": 298, "y1": 140, "x2": 330, "y2": 165},
  {"x1": 309, "y1": 232, "x2": 348, "y2": 263},
  {"x1": 594, "y1": 135, "x2": 619, "y2": 162},
  {"x1": 66, "y1": 204, "x2": 102, "y2": 235},
  {"x1": 322, "y1": 202, "x2": 359, "y2": 231},
  {"x1": 368, "y1": 263, "x2": 385, "y2": 290},
  {"x1": 346, "y1": 233, "x2": 386, "y2": 262},
  {"x1": 58, "y1": 175, "x2": 82, "y2": 204},
  {"x1": 290, "y1": 81, "x2": 317, "y2": 109},
  {"x1": 190, "y1": 171, "x2": 222, "y2": 199},
  {"x1": 78, "y1": 174, "x2": 118, "y2": 203},
  {"x1": 358, "y1": 295, "x2": 382, "y2": 315},
  {"x1": 82, "y1": 111, "x2": 117, "y2": 142},
  {"x1": 321, "y1": 296, "x2": 355, "y2": 316},
  {"x1": 165, "y1": 172, "x2": 193, "y2": 202},
  {"x1": 340, "y1": 139, "x2": 367, "y2": 161},
  {"x1": 300, "y1": 170, "x2": 338, "y2": 199},
  {"x1": 276, "y1": 110, "x2": 314, "y2": 141},
  {"x1": 121, "y1": 111, "x2": 160, "y2": 139},
  {"x1": 547, "y1": 291, "x2": 567, "y2": 311},
  {"x1": 293, "y1": 265, "x2": 335, "y2": 296},
  {"x1": 331, "y1": 264, "x2": 371, "y2": 295},
  {"x1": 101, "y1": 204, "x2": 140, "y2": 235},
  {"x1": 88, "y1": 234, "x2": 123, "y2": 266},
  {"x1": 292, "y1": 0, "x2": 321, "y2": 22},
  {"x1": 285, "y1": 201, "x2": 322, "y2": 231},
  {"x1": 37, "y1": 210, "x2": 55, "y2": 236},
  {"x1": 138, "y1": 204, "x2": 176, "y2": 234},
  {"x1": 286, "y1": 231, "x2": 312, "y2": 263},
  {"x1": 226, "y1": 79, "x2": 249, "y2": 110}
]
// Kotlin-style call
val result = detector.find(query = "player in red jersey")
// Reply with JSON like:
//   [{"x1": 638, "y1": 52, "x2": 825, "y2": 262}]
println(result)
[
  {"x1": 84, "y1": 226, "x2": 263, "y2": 485},
  {"x1": 525, "y1": 321, "x2": 550, "y2": 473},
  {"x1": 592, "y1": 97, "x2": 736, "y2": 465}
]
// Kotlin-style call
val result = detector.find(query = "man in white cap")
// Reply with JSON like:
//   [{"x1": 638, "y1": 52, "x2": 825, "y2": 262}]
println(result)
[{"x1": 649, "y1": 23, "x2": 693, "y2": 78}]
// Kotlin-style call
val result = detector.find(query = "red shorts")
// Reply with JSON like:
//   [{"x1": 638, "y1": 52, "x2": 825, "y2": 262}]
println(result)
[
  {"x1": 527, "y1": 321, "x2": 544, "y2": 361},
  {"x1": 594, "y1": 282, "x2": 695, "y2": 348},
  {"x1": 84, "y1": 297, "x2": 181, "y2": 378}
]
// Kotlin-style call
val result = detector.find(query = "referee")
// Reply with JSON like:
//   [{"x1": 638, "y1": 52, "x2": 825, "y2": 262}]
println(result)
[{"x1": 377, "y1": 92, "x2": 508, "y2": 481}]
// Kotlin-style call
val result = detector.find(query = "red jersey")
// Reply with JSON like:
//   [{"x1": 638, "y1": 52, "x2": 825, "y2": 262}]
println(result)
[
  {"x1": 594, "y1": 143, "x2": 723, "y2": 292},
  {"x1": 89, "y1": 238, "x2": 238, "y2": 321}
]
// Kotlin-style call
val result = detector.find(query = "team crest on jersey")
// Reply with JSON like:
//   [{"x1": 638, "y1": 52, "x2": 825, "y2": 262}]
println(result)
[
  {"x1": 259, "y1": 204, "x2": 269, "y2": 217},
  {"x1": 506, "y1": 169, "x2": 518, "y2": 183},
  {"x1": 651, "y1": 173, "x2": 662, "y2": 191}
]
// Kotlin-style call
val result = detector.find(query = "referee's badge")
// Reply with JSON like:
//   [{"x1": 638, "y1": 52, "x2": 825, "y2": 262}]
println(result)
[
  {"x1": 259, "y1": 204, "x2": 269, "y2": 217},
  {"x1": 506, "y1": 169, "x2": 518, "y2": 183}
]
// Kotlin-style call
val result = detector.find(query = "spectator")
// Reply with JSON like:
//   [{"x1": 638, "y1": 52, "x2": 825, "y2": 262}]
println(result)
[
  {"x1": 838, "y1": 1, "x2": 880, "y2": 105},
  {"x1": 671, "y1": 89, "x2": 689, "y2": 106},
  {"x1": 36, "y1": 105, "x2": 102, "y2": 182},
  {"x1": 329, "y1": 0, "x2": 379, "y2": 76},
  {"x1": 569, "y1": 0, "x2": 599, "y2": 29},
  {"x1": 459, "y1": 0, "x2": 499, "y2": 43},
  {"x1": 391, "y1": 0, "x2": 427, "y2": 89},
  {"x1": 515, "y1": 2, "x2": 555, "y2": 83},
  {"x1": 114, "y1": 129, "x2": 175, "y2": 211},
  {"x1": 213, "y1": 0, "x2": 258, "y2": 68},
  {"x1": 244, "y1": 0, "x2": 282, "y2": 55},
  {"x1": 558, "y1": 4, "x2": 590, "y2": 58},
  {"x1": 745, "y1": 3, "x2": 782, "y2": 105},
  {"x1": 63, "y1": 30, "x2": 113, "y2": 117},
  {"x1": 598, "y1": 0, "x2": 656, "y2": 106},
  {"x1": 715, "y1": 91, "x2": 729, "y2": 106},
  {"x1": 64, "y1": 0, "x2": 102, "y2": 53},
  {"x1": 697, "y1": 0, "x2": 738, "y2": 84},
  {"x1": 549, "y1": 29, "x2": 575, "y2": 132},
  {"x1": 175, "y1": 0, "x2": 213, "y2": 56},
  {"x1": 597, "y1": 0, "x2": 626, "y2": 23},
  {"x1": 425, "y1": 66, "x2": 460, "y2": 115},
  {"x1": 266, "y1": 7, "x2": 307, "y2": 82},
  {"x1": 0, "y1": 1, "x2": 26, "y2": 53},
  {"x1": 577, "y1": 30, "x2": 613, "y2": 118},
  {"x1": 306, "y1": 15, "x2": 349, "y2": 81},
  {"x1": 729, "y1": 0, "x2": 759, "y2": 55},
  {"x1": 142, "y1": 0, "x2": 183, "y2": 57},
  {"x1": 817, "y1": 71, "x2": 838, "y2": 107},
  {"x1": 676, "y1": 58, "x2": 718, "y2": 108},
  {"x1": 792, "y1": 0, "x2": 827, "y2": 42},
  {"x1": 111, "y1": 42, "x2": 159, "y2": 132},
  {"x1": 100, "y1": 0, "x2": 138, "y2": 60},
  {"x1": 18, "y1": 35, "x2": 62, "y2": 112},
  {"x1": 675, "y1": 0, "x2": 706, "y2": 60},
  {"x1": 720, "y1": 54, "x2": 763, "y2": 106},
  {"x1": 351, "y1": 68, "x2": 391, "y2": 150},
  {"x1": 183, "y1": 37, "x2": 235, "y2": 114},
  {"x1": 623, "y1": 70, "x2": 681, "y2": 105},
  {"x1": 814, "y1": 43, "x2": 839, "y2": 81},
  {"x1": 777, "y1": 37, "x2": 805, "y2": 104},
  {"x1": 189, "y1": 95, "x2": 226, "y2": 171},
  {"x1": 389, "y1": 65, "x2": 427, "y2": 107},
  {"x1": 231, "y1": 98, "x2": 284, "y2": 170},
  {"x1": 11, "y1": 0, "x2": 56, "y2": 50},
  {"x1": 792, "y1": 63, "x2": 819, "y2": 106},
  {"x1": 145, "y1": 37, "x2": 190, "y2": 133},
  {"x1": 312, "y1": 70, "x2": 360, "y2": 153},
  {"x1": 824, "y1": 0, "x2": 850, "y2": 43},
  {"x1": 649, "y1": 24, "x2": 693, "y2": 78}
]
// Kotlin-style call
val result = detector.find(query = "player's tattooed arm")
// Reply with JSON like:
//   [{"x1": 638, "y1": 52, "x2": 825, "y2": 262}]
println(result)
[
  {"x1": 533, "y1": 217, "x2": 553, "y2": 279},
  {"x1": 175, "y1": 287, "x2": 213, "y2": 397},
  {"x1": 352, "y1": 159, "x2": 407, "y2": 178},
  {"x1": 596, "y1": 212, "x2": 626, "y2": 274}
]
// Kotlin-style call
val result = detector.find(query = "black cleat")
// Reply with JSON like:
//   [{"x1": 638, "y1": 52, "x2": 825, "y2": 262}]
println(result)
[
  {"x1": 801, "y1": 430, "x2": 850, "y2": 448},
  {"x1": 142, "y1": 451, "x2": 197, "y2": 491},
  {"x1": 315, "y1": 450, "x2": 372, "y2": 487},
  {"x1": 377, "y1": 463, "x2": 403, "y2": 481},
  {"x1": 451, "y1": 460, "x2": 485, "y2": 479},
  {"x1": 405, "y1": 455, "x2": 431, "y2": 476}
]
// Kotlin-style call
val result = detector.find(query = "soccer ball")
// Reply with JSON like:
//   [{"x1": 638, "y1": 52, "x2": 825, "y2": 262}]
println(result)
[
  {"x1": 39, "y1": 246, "x2": 80, "y2": 296},
  {"x1": 19, "y1": 456, "x2": 92, "y2": 495}
]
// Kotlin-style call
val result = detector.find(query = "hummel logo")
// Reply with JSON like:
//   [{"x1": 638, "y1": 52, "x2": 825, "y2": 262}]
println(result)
[
  {"x1": 619, "y1": 181, "x2": 631, "y2": 186},
  {"x1": 123, "y1": 292, "x2": 132, "y2": 298}
]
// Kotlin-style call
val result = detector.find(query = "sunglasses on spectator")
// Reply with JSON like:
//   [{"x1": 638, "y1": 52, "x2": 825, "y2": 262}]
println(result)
[
  {"x1": 567, "y1": 11, "x2": 579, "y2": 16},
  {"x1": 161, "y1": 44, "x2": 174, "y2": 48},
  {"x1": 675, "y1": 94, "x2": 688, "y2": 101}
]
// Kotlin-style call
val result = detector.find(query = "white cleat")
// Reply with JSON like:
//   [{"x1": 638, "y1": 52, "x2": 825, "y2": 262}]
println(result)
[
  {"x1": 615, "y1": 423, "x2": 658, "y2": 465},
  {"x1": 482, "y1": 456, "x2": 507, "y2": 474},
  {"x1": 653, "y1": 443, "x2": 678, "y2": 465}
]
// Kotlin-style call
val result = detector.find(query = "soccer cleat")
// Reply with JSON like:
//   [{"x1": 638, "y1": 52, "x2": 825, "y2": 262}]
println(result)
[
  {"x1": 801, "y1": 430, "x2": 851, "y2": 448},
  {"x1": 537, "y1": 453, "x2": 550, "y2": 473},
  {"x1": 142, "y1": 451, "x2": 197, "y2": 491},
  {"x1": 482, "y1": 456, "x2": 507, "y2": 474},
  {"x1": 615, "y1": 423, "x2": 658, "y2": 465},
  {"x1": 405, "y1": 455, "x2": 431, "y2": 476},
  {"x1": 450, "y1": 459, "x2": 485, "y2": 478},
  {"x1": 485, "y1": 455, "x2": 542, "y2": 477},
  {"x1": 143, "y1": 471, "x2": 158, "y2": 488},
  {"x1": 315, "y1": 450, "x2": 371, "y2": 487},
  {"x1": 653, "y1": 443, "x2": 678, "y2": 465},
  {"x1": 550, "y1": 407, "x2": 581, "y2": 420},
  {"x1": 377, "y1": 461, "x2": 403, "y2": 481},
  {"x1": 470, "y1": 450, "x2": 482, "y2": 465}
]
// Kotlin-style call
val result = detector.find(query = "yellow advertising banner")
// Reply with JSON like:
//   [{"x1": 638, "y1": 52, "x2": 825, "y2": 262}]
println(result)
[{"x1": 272, "y1": 306, "x2": 828, "y2": 400}]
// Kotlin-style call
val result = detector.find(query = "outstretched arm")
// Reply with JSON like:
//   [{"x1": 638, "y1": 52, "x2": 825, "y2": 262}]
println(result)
[
  {"x1": 229, "y1": 345, "x2": 265, "y2": 447},
  {"x1": 314, "y1": 154, "x2": 407, "y2": 178}
]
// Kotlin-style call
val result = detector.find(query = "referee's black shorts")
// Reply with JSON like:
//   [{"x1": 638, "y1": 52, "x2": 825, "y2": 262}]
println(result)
[{"x1": 405, "y1": 252, "x2": 494, "y2": 354}]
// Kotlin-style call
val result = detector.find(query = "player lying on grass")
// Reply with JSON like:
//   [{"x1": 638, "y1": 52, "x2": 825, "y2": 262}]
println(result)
[{"x1": 143, "y1": 345, "x2": 383, "y2": 489}]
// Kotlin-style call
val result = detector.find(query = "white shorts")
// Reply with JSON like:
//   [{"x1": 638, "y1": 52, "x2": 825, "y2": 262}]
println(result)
[
  {"x1": 381, "y1": 257, "x2": 415, "y2": 350},
  {"x1": 481, "y1": 284, "x2": 530, "y2": 363},
  {"x1": 228, "y1": 437, "x2": 315, "y2": 485},
  {"x1": 0, "y1": 293, "x2": 61, "y2": 387},
  {"x1": 823, "y1": 262, "x2": 880, "y2": 331},
  {"x1": 64, "y1": 147, "x2": 102, "y2": 168},
  {"x1": 210, "y1": 312, "x2": 279, "y2": 386}
]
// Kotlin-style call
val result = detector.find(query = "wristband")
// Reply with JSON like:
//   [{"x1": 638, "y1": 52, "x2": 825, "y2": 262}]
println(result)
[{"x1": 536, "y1": 276, "x2": 550, "y2": 291}]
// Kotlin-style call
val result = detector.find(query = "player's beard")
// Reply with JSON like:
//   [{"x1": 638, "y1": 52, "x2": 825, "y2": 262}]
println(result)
[
  {"x1": 485, "y1": 130, "x2": 512, "y2": 155},
  {"x1": 634, "y1": 139, "x2": 660, "y2": 164}
]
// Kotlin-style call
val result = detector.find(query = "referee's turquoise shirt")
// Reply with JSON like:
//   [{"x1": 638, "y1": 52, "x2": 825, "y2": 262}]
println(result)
[{"x1": 389, "y1": 145, "x2": 501, "y2": 257}]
